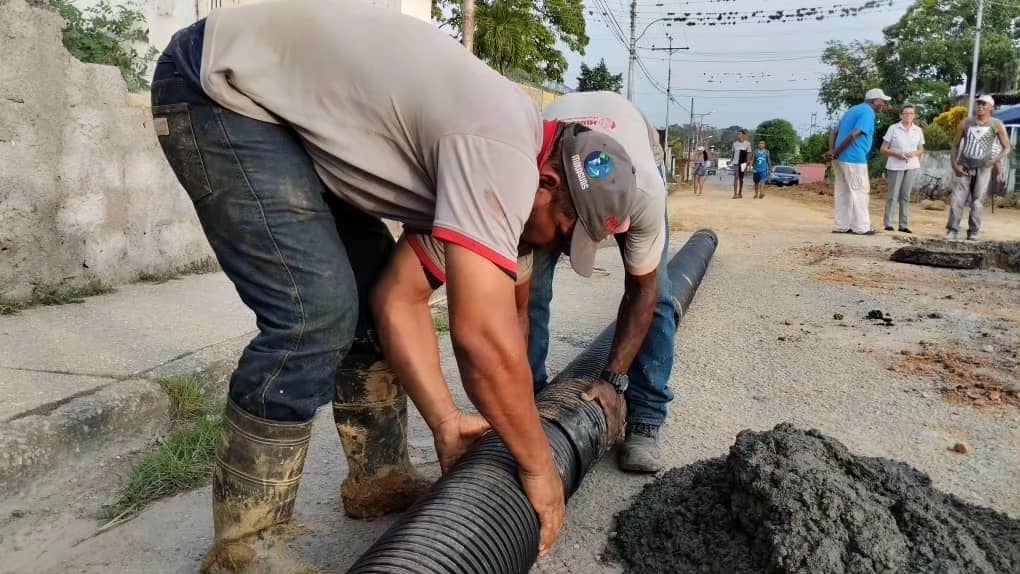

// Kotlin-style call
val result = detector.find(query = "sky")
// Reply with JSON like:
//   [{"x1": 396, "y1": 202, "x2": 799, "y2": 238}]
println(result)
[{"x1": 564, "y1": 0, "x2": 916, "y2": 136}]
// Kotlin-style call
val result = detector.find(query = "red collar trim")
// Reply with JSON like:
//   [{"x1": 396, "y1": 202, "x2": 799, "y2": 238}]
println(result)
[{"x1": 537, "y1": 120, "x2": 559, "y2": 169}]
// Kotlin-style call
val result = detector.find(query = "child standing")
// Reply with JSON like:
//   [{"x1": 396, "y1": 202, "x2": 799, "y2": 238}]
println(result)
[{"x1": 753, "y1": 141, "x2": 771, "y2": 199}]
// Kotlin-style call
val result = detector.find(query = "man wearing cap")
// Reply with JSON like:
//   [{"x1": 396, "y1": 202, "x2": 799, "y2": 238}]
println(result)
[
  {"x1": 524, "y1": 91, "x2": 676, "y2": 473},
  {"x1": 411, "y1": 92, "x2": 676, "y2": 473},
  {"x1": 826, "y1": 88, "x2": 891, "y2": 234},
  {"x1": 947, "y1": 95, "x2": 1011, "y2": 240},
  {"x1": 150, "y1": 1, "x2": 633, "y2": 570}
]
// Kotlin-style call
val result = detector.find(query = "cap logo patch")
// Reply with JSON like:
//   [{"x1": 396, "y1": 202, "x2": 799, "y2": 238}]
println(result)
[
  {"x1": 585, "y1": 151, "x2": 614, "y2": 180},
  {"x1": 570, "y1": 154, "x2": 590, "y2": 190}
]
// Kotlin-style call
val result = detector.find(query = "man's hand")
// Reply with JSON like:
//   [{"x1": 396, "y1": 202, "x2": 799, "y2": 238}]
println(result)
[
  {"x1": 823, "y1": 150, "x2": 835, "y2": 162},
  {"x1": 953, "y1": 164, "x2": 967, "y2": 177},
  {"x1": 519, "y1": 463, "x2": 565, "y2": 557},
  {"x1": 582, "y1": 380, "x2": 626, "y2": 445},
  {"x1": 433, "y1": 411, "x2": 491, "y2": 474}
]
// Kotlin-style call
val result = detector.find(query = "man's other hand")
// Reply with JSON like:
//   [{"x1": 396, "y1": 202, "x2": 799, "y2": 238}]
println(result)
[
  {"x1": 519, "y1": 463, "x2": 565, "y2": 557},
  {"x1": 582, "y1": 380, "x2": 627, "y2": 446},
  {"x1": 434, "y1": 411, "x2": 491, "y2": 474}
]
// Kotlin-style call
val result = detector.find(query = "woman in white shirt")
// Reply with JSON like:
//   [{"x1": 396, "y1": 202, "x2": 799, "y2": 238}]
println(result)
[{"x1": 880, "y1": 104, "x2": 925, "y2": 233}]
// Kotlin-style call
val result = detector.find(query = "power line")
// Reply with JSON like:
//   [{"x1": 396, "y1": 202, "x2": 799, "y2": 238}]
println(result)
[{"x1": 640, "y1": 54, "x2": 824, "y2": 62}]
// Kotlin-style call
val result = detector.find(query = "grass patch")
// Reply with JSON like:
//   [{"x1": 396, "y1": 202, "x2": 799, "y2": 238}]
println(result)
[
  {"x1": 433, "y1": 309, "x2": 450, "y2": 332},
  {"x1": 0, "y1": 279, "x2": 114, "y2": 316},
  {"x1": 136, "y1": 257, "x2": 220, "y2": 284},
  {"x1": 159, "y1": 375, "x2": 216, "y2": 421},
  {"x1": 100, "y1": 414, "x2": 221, "y2": 522},
  {"x1": 100, "y1": 375, "x2": 223, "y2": 524}
]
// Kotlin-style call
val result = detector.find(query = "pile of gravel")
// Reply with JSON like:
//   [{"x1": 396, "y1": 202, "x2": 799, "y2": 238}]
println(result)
[{"x1": 611, "y1": 424, "x2": 1020, "y2": 574}]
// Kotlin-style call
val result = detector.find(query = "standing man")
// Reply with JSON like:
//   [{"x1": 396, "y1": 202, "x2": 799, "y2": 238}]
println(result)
[
  {"x1": 525, "y1": 91, "x2": 675, "y2": 473},
  {"x1": 752, "y1": 140, "x2": 771, "y2": 199},
  {"x1": 408, "y1": 91, "x2": 677, "y2": 473},
  {"x1": 732, "y1": 130, "x2": 751, "y2": 198},
  {"x1": 947, "y1": 95, "x2": 1011, "y2": 240},
  {"x1": 151, "y1": 2, "x2": 633, "y2": 570},
  {"x1": 880, "y1": 104, "x2": 924, "y2": 233},
  {"x1": 826, "y1": 88, "x2": 891, "y2": 235}
]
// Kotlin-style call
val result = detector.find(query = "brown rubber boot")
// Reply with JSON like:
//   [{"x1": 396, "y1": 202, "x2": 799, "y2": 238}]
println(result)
[
  {"x1": 333, "y1": 342, "x2": 432, "y2": 518},
  {"x1": 202, "y1": 400, "x2": 314, "y2": 574}
]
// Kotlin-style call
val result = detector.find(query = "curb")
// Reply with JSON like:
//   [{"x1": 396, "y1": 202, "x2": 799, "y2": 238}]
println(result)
[{"x1": 0, "y1": 379, "x2": 169, "y2": 494}]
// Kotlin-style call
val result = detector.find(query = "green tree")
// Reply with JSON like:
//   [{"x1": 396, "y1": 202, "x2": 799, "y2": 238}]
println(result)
[
  {"x1": 819, "y1": 0, "x2": 1020, "y2": 117},
  {"x1": 576, "y1": 58, "x2": 623, "y2": 92},
  {"x1": 717, "y1": 125, "x2": 751, "y2": 155},
  {"x1": 818, "y1": 41, "x2": 882, "y2": 116},
  {"x1": 50, "y1": 0, "x2": 158, "y2": 92},
  {"x1": 753, "y1": 119, "x2": 798, "y2": 164},
  {"x1": 436, "y1": 0, "x2": 588, "y2": 84},
  {"x1": 799, "y1": 132, "x2": 831, "y2": 163},
  {"x1": 877, "y1": 0, "x2": 1020, "y2": 98}
]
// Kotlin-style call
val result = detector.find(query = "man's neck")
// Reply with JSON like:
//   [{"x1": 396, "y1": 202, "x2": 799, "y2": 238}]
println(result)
[{"x1": 975, "y1": 113, "x2": 992, "y2": 124}]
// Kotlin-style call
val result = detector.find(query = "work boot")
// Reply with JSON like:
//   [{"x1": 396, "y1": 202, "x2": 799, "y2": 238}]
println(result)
[
  {"x1": 618, "y1": 423, "x2": 663, "y2": 473},
  {"x1": 333, "y1": 340, "x2": 431, "y2": 518},
  {"x1": 202, "y1": 400, "x2": 313, "y2": 574}
]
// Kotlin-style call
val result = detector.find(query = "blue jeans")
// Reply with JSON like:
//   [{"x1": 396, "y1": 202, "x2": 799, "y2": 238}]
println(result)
[
  {"x1": 527, "y1": 222, "x2": 678, "y2": 426},
  {"x1": 151, "y1": 58, "x2": 393, "y2": 422}
]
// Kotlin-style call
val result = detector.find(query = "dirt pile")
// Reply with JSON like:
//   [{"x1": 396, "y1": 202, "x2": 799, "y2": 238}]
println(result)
[{"x1": 611, "y1": 424, "x2": 1020, "y2": 574}]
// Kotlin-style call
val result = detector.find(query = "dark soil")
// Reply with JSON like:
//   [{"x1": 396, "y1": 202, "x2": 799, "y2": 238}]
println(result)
[{"x1": 611, "y1": 424, "x2": 1020, "y2": 574}]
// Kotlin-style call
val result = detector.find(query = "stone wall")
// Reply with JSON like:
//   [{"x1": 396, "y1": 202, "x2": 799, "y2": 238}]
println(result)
[{"x1": 0, "y1": 0, "x2": 212, "y2": 301}]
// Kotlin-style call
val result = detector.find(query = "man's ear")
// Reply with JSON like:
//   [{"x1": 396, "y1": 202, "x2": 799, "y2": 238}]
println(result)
[
  {"x1": 532, "y1": 187, "x2": 554, "y2": 207},
  {"x1": 539, "y1": 171, "x2": 561, "y2": 194}
]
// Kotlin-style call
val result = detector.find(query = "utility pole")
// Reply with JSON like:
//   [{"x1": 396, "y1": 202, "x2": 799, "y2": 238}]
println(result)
[
  {"x1": 967, "y1": 0, "x2": 985, "y2": 115},
  {"x1": 463, "y1": 0, "x2": 476, "y2": 54},
  {"x1": 649, "y1": 36, "x2": 689, "y2": 179},
  {"x1": 627, "y1": 0, "x2": 637, "y2": 101},
  {"x1": 687, "y1": 97, "x2": 694, "y2": 182},
  {"x1": 809, "y1": 112, "x2": 818, "y2": 136}
]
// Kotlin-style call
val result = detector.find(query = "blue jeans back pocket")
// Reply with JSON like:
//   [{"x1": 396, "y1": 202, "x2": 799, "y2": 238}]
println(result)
[{"x1": 152, "y1": 102, "x2": 214, "y2": 204}]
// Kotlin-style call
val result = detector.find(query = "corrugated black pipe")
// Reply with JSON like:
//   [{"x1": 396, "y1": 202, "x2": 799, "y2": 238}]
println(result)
[{"x1": 347, "y1": 229, "x2": 719, "y2": 574}]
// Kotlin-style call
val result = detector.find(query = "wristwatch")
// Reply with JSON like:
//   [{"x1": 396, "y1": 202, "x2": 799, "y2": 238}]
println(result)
[{"x1": 600, "y1": 369, "x2": 629, "y2": 394}]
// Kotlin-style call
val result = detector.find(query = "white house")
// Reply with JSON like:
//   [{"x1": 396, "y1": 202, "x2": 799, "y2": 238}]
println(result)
[{"x1": 74, "y1": 0, "x2": 433, "y2": 60}]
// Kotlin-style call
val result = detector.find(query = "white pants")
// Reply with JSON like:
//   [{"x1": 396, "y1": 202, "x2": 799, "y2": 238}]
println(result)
[{"x1": 834, "y1": 161, "x2": 872, "y2": 233}]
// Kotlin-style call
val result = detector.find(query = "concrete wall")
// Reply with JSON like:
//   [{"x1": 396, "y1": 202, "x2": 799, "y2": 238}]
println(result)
[
  {"x1": 0, "y1": 0, "x2": 213, "y2": 300},
  {"x1": 913, "y1": 150, "x2": 1015, "y2": 193}
]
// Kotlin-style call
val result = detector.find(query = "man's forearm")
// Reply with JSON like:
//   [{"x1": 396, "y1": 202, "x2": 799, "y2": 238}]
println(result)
[
  {"x1": 830, "y1": 131, "x2": 860, "y2": 160},
  {"x1": 451, "y1": 318, "x2": 552, "y2": 473},
  {"x1": 605, "y1": 271, "x2": 659, "y2": 375},
  {"x1": 372, "y1": 241, "x2": 459, "y2": 431},
  {"x1": 446, "y1": 247, "x2": 554, "y2": 475},
  {"x1": 514, "y1": 279, "x2": 532, "y2": 348}
]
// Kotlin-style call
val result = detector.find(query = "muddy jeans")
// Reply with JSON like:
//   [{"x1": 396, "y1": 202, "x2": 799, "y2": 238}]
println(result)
[
  {"x1": 947, "y1": 167, "x2": 992, "y2": 237},
  {"x1": 527, "y1": 216, "x2": 678, "y2": 427},
  {"x1": 884, "y1": 169, "x2": 916, "y2": 229},
  {"x1": 151, "y1": 58, "x2": 394, "y2": 422}
]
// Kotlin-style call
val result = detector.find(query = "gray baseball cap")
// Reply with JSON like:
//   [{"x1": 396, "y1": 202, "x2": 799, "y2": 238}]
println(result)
[{"x1": 559, "y1": 124, "x2": 637, "y2": 277}]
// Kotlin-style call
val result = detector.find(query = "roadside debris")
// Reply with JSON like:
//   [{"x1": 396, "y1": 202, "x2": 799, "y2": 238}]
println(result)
[{"x1": 611, "y1": 424, "x2": 1020, "y2": 574}]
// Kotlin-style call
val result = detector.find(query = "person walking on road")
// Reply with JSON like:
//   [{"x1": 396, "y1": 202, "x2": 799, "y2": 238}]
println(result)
[
  {"x1": 731, "y1": 130, "x2": 751, "y2": 198},
  {"x1": 752, "y1": 140, "x2": 771, "y2": 199},
  {"x1": 826, "y1": 88, "x2": 891, "y2": 235},
  {"x1": 880, "y1": 104, "x2": 924, "y2": 233},
  {"x1": 151, "y1": 2, "x2": 632, "y2": 570},
  {"x1": 694, "y1": 146, "x2": 708, "y2": 195},
  {"x1": 947, "y1": 95, "x2": 1011, "y2": 240}
]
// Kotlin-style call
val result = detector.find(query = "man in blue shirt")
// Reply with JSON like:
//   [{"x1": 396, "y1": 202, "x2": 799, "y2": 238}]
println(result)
[{"x1": 825, "y1": 88, "x2": 891, "y2": 234}]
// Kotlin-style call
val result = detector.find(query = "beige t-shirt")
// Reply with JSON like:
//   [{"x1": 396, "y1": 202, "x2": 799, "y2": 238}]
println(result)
[
  {"x1": 407, "y1": 91, "x2": 666, "y2": 284},
  {"x1": 199, "y1": 0, "x2": 542, "y2": 276}
]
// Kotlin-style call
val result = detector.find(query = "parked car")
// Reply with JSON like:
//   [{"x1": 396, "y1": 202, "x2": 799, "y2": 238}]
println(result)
[{"x1": 767, "y1": 165, "x2": 800, "y2": 187}]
